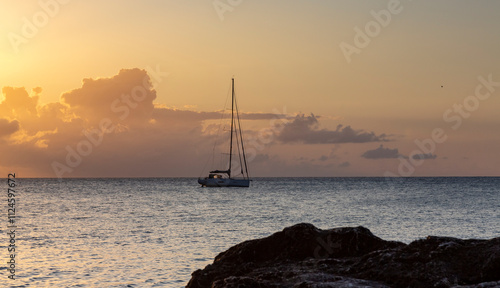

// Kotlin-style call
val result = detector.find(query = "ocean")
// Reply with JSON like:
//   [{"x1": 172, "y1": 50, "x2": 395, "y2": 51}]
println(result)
[{"x1": 2, "y1": 177, "x2": 499, "y2": 287}]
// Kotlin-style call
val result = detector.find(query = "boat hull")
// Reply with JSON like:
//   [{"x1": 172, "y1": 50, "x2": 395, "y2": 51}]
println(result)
[{"x1": 198, "y1": 178, "x2": 250, "y2": 187}]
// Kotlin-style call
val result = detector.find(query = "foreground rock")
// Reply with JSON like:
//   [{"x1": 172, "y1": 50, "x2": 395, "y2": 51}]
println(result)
[{"x1": 186, "y1": 223, "x2": 500, "y2": 288}]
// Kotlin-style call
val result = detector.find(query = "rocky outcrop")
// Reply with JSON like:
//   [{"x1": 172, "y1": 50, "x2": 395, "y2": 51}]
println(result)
[{"x1": 186, "y1": 223, "x2": 500, "y2": 288}]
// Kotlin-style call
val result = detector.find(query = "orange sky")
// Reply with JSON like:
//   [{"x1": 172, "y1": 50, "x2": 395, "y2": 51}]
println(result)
[{"x1": 1, "y1": 1, "x2": 499, "y2": 177}]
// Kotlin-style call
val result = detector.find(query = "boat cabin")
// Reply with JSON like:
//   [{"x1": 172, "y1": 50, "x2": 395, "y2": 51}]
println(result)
[{"x1": 208, "y1": 173, "x2": 223, "y2": 179}]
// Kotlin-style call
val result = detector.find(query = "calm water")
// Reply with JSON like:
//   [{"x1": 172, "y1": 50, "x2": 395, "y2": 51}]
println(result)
[{"x1": 2, "y1": 177, "x2": 499, "y2": 287}]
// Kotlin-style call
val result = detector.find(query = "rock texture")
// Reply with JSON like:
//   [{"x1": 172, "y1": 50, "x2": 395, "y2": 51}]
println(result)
[{"x1": 186, "y1": 223, "x2": 500, "y2": 288}]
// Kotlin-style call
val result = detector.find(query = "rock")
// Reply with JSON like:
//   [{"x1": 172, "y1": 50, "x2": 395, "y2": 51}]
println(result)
[{"x1": 186, "y1": 223, "x2": 500, "y2": 288}]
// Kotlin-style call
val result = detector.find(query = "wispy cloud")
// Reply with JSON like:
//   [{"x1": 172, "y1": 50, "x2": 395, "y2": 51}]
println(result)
[
  {"x1": 277, "y1": 114, "x2": 389, "y2": 144},
  {"x1": 361, "y1": 145, "x2": 402, "y2": 159},
  {"x1": 412, "y1": 153, "x2": 437, "y2": 160}
]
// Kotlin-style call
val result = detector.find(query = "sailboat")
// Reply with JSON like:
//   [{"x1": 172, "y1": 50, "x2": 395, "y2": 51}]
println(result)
[{"x1": 198, "y1": 78, "x2": 251, "y2": 187}]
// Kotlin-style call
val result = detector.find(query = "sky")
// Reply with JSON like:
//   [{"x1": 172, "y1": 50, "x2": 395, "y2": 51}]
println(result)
[{"x1": 1, "y1": 0, "x2": 499, "y2": 178}]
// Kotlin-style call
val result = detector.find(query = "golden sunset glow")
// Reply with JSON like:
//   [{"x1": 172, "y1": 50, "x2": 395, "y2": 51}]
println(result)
[{"x1": 1, "y1": 1, "x2": 500, "y2": 177}]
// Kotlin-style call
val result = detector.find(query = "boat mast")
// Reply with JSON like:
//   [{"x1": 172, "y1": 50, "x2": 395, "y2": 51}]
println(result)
[
  {"x1": 236, "y1": 98, "x2": 249, "y2": 179},
  {"x1": 228, "y1": 78, "x2": 235, "y2": 178}
]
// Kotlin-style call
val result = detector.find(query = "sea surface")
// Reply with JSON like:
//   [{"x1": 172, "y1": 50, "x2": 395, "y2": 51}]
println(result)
[{"x1": 1, "y1": 177, "x2": 499, "y2": 287}]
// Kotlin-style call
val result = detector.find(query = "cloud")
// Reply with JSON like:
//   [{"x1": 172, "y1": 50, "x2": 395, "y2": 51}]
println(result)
[
  {"x1": 361, "y1": 145, "x2": 402, "y2": 159},
  {"x1": 151, "y1": 106, "x2": 290, "y2": 126},
  {"x1": 0, "y1": 69, "x2": 398, "y2": 178},
  {"x1": 0, "y1": 68, "x2": 290, "y2": 178},
  {"x1": 339, "y1": 161, "x2": 350, "y2": 168},
  {"x1": 240, "y1": 112, "x2": 290, "y2": 120},
  {"x1": 412, "y1": 153, "x2": 437, "y2": 160},
  {"x1": 0, "y1": 119, "x2": 19, "y2": 138},
  {"x1": 61, "y1": 68, "x2": 157, "y2": 127},
  {"x1": 0, "y1": 86, "x2": 39, "y2": 120},
  {"x1": 0, "y1": 69, "x2": 189, "y2": 176},
  {"x1": 152, "y1": 107, "x2": 222, "y2": 125},
  {"x1": 277, "y1": 114, "x2": 388, "y2": 144}
]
